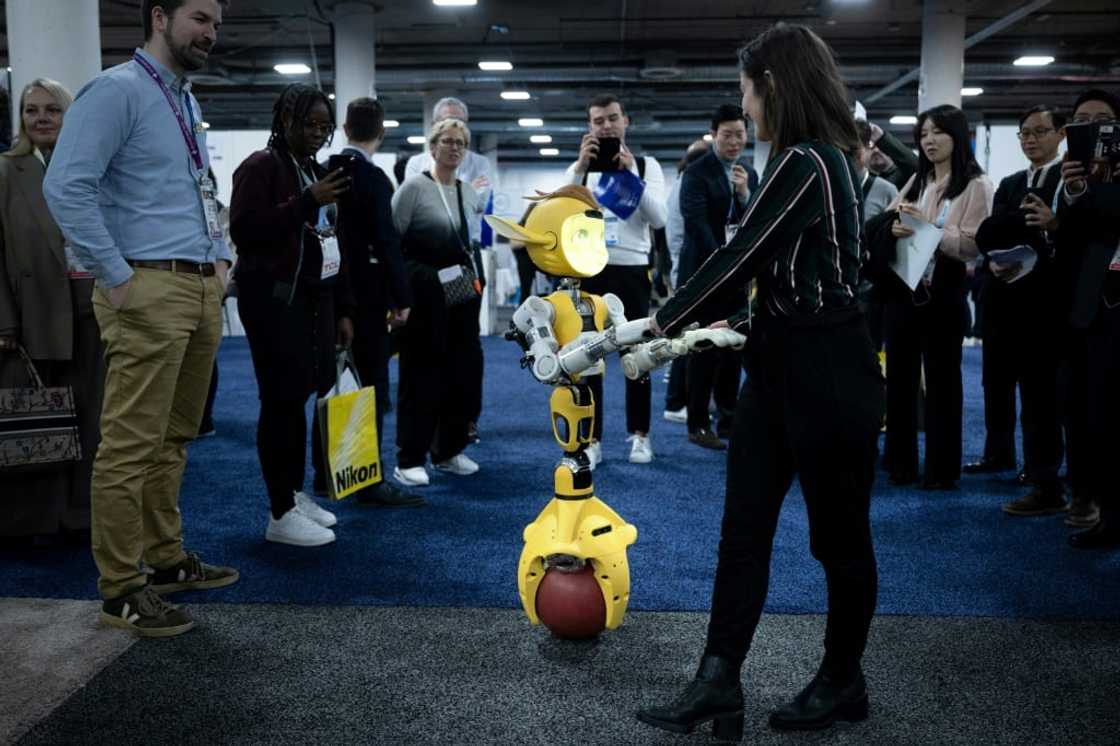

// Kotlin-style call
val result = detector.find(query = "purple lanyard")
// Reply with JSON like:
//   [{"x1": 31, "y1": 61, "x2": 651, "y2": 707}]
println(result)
[{"x1": 133, "y1": 54, "x2": 204, "y2": 174}]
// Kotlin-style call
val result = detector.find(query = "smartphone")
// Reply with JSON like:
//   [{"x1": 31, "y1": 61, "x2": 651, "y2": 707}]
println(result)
[
  {"x1": 588, "y1": 137, "x2": 621, "y2": 172},
  {"x1": 326, "y1": 153, "x2": 360, "y2": 180}
]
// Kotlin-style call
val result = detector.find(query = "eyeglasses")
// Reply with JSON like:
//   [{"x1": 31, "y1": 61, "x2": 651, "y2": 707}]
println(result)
[
  {"x1": 302, "y1": 120, "x2": 333, "y2": 133},
  {"x1": 437, "y1": 138, "x2": 467, "y2": 149},
  {"x1": 1017, "y1": 127, "x2": 1055, "y2": 140}
]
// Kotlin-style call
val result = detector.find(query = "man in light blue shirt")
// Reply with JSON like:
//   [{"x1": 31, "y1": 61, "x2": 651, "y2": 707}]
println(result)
[{"x1": 42, "y1": 0, "x2": 238, "y2": 639}]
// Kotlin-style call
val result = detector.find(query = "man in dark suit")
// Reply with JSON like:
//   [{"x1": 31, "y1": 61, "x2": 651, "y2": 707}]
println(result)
[
  {"x1": 324, "y1": 97, "x2": 423, "y2": 507},
  {"x1": 1054, "y1": 89, "x2": 1120, "y2": 548},
  {"x1": 971, "y1": 105, "x2": 1067, "y2": 517},
  {"x1": 677, "y1": 105, "x2": 759, "y2": 448}
]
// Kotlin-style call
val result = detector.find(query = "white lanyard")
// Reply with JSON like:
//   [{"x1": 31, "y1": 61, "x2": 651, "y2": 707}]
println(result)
[{"x1": 433, "y1": 175, "x2": 468, "y2": 252}]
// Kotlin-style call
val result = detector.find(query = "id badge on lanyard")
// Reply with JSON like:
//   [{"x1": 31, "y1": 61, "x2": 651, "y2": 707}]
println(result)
[
  {"x1": 199, "y1": 175, "x2": 223, "y2": 240},
  {"x1": 316, "y1": 207, "x2": 340, "y2": 280},
  {"x1": 604, "y1": 216, "x2": 621, "y2": 247},
  {"x1": 921, "y1": 198, "x2": 952, "y2": 285}
]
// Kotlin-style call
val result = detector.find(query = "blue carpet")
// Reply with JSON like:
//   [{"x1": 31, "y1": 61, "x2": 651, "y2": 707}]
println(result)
[{"x1": 2, "y1": 336, "x2": 1117, "y2": 619}]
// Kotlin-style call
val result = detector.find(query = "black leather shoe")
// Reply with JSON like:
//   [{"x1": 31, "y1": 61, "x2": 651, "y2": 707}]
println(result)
[
  {"x1": 689, "y1": 428, "x2": 727, "y2": 451},
  {"x1": 962, "y1": 458, "x2": 1016, "y2": 474},
  {"x1": 769, "y1": 668, "x2": 869, "y2": 731},
  {"x1": 1068, "y1": 522, "x2": 1120, "y2": 549},
  {"x1": 636, "y1": 655, "x2": 744, "y2": 742},
  {"x1": 357, "y1": 481, "x2": 426, "y2": 507}
]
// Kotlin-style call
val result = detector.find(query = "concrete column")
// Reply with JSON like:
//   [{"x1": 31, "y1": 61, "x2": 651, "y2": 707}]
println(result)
[
  {"x1": 6, "y1": 0, "x2": 101, "y2": 133},
  {"x1": 331, "y1": 2, "x2": 376, "y2": 123},
  {"x1": 918, "y1": 0, "x2": 966, "y2": 112}
]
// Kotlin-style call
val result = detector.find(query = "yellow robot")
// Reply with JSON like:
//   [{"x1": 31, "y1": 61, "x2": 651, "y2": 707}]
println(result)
[{"x1": 485, "y1": 186, "x2": 746, "y2": 632}]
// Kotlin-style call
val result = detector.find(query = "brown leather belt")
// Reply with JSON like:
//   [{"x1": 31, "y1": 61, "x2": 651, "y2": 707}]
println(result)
[{"x1": 127, "y1": 259, "x2": 216, "y2": 277}]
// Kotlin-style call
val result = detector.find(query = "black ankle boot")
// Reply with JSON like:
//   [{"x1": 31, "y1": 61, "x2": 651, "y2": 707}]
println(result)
[
  {"x1": 636, "y1": 655, "x2": 745, "y2": 742},
  {"x1": 769, "y1": 666, "x2": 868, "y2": 731}
]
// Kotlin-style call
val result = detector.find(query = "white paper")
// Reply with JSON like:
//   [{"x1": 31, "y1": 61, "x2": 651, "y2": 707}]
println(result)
[
  {"x1": 437, "y1": 264, "x2": 464, "y2": 283},
  {"x1": 854, "y1": 101, "x2": 867, "y2": 121},
  {"x1": 889, "y1": 213, "x2": 944, "y2": 291},
  {"x1": 988, "y1": 245, "x2": 1038, "y2": 284}
]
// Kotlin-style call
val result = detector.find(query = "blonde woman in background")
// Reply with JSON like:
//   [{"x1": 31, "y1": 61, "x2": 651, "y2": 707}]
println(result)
[{"x1": 0, "y1": 78, "x2": 104, "y2": 541}]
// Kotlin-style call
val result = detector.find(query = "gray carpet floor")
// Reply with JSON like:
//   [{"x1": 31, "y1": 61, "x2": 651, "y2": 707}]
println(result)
[{"x1": 11, "y1": 603, "x2": 1120, "y2": 745}]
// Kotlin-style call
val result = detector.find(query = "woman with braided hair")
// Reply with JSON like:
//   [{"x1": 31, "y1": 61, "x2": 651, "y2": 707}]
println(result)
[{"x1": 230, "y1": 83, "x2": 355, "y2": 548}]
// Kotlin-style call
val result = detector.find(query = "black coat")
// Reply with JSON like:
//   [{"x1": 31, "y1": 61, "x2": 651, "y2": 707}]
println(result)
[
  {"x1": 975, "y1": 165, "x2": 1063, "y2": 318},
  {"x1": 1056, "y1": 181, "x2": 1120, "y2": 328},
  {"x1": 677, "y1": 150, "x2": 758, "y2": 321},
  {"x1": 328, "y1": 148, "x2": 413, "y2": 312}
]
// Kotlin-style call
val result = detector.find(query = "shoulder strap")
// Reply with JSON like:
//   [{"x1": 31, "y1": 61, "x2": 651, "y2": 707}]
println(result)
[
  {"x1": 637, "y1": 155, "x2": 646, "y2": 181},
  {"x1": 862, "y1": 173, "x2": 876, "y2": 199}
]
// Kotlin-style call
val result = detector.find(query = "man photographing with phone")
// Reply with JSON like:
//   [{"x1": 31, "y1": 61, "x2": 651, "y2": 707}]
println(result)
[{"x1": 564, "y1": 94, "x2": 668, "y2": 467}]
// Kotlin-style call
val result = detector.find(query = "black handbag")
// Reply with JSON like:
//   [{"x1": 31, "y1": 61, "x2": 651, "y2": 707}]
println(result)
[{"x1": 0, "y1": 346, "x2": 81, "y2": 473}]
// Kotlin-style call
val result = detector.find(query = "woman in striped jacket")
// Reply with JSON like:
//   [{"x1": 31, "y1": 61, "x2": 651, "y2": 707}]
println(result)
[{"x1": 637, "y1": 24, "x2": 883, "y2": 741}]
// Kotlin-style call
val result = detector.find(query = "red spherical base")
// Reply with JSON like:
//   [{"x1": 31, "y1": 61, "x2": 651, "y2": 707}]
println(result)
[{"x1": 535, "y1": 564, "x2": 607, "y2": 640}]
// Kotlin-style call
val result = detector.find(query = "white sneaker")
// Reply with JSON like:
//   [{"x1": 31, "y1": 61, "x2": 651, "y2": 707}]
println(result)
[
  {"x1": 663, "y1": 407, "x2": 687, "y2": 424},
  {"x1": 394, "y1": 465, "x2": 430, "y2": 487},
  {"x1": 628, "y1": 434, "x2": 653, "y2": 464},
  {"x1": 586, "y1": 440, "x2": 602, "y2": 471},
  {"x1": 266, "y1": 508, "x2": 336, "y2": 547},
  {"x1": 294, "y1": 491, "x2": 337, "y2": 528},
  {"x1": 433, "y1": 453, "x2": 480, "y2": 476}
]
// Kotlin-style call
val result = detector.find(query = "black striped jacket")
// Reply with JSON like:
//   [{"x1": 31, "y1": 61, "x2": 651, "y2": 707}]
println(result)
[{"x1": 655, "y1": 141, "x2": 864, "y2": 336}]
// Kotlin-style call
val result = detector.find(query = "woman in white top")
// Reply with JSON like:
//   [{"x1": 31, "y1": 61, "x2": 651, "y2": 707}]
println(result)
[
  {"x1": 882, "y1": 104, "x2": 994, "y2": 489},
  {"x1": 390, "y1": 119, "x2": 483, "y2": 487}
]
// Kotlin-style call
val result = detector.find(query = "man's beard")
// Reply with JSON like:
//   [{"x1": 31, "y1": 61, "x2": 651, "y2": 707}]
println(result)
[{"x1": 164, "y1": 26, "x2": 208, "y2": 72}]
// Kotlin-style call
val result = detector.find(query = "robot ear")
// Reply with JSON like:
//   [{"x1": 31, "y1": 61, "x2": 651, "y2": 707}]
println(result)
[{"x1": 484, "y1": 216, "x2": 555, "y2": 249}]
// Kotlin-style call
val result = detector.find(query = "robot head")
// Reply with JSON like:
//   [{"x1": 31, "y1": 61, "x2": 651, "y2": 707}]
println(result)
[{"x1": 485, "y1": 186, "x2": 608, "y2": 278}]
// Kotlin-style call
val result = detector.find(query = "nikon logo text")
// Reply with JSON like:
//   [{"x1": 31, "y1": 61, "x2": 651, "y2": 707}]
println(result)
[{"x1": 335, "y1": 461, "x2": 379, "y2": 492}]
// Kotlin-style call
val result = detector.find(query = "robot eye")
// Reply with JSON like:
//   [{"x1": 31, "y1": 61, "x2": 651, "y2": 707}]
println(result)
[{"x1": 584, "y1": 209, "x2": 603, "y2": 219}]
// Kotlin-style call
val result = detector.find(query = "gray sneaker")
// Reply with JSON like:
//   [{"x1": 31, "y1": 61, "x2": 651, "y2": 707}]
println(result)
[
  {"x1": 100, "y1": 586, "x2": 195, "y2": 638},
  {"x1": 148, "y1": 551, "x2": 240, "y2": 595}
]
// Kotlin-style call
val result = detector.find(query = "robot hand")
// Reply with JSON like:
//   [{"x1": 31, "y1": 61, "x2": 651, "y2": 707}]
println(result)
[
  {"x1": 621, "y1": 326, "x2": 747, "y2": 380},
  {"x1": 508, "y1": 296, "x2": 564, "y2": 383}
]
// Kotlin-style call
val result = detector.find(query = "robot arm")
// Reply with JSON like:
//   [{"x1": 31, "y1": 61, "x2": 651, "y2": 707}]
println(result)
[
  {"x1": 556, "y1": 317, "x2": 654, "y2": 378},
  {"x1": 620, "y1": 326, "x2": 747, "y2": 380},
  {"x1": 509, "y1": 296, "x2": 564, "y2": 383}
]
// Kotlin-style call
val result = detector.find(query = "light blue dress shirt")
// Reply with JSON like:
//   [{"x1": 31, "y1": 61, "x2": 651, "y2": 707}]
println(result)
[{"x1": 43, "y1": 48, "x2": 231, "y2": 288}]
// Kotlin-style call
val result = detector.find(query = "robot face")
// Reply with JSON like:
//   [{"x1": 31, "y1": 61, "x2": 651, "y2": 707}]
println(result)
[{"x1": 557, "y1": 210, "x2": 608, "y2": 278}]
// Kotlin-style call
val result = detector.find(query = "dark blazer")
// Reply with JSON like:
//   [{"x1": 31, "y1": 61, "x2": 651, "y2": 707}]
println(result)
[
  {"x1": 230, "y1": 146, "x2": 354, "y2": 316},
  {"x1": 328, "y1": 148, "x2": 412, "y2": 312},
  {"x1": 1057, "y1": 181, "x2": 1120, "y2": 328},
  {"x1": 0, "y1": 153, "x2": 73, "y2": 360},
  {"x1": 975, "y1": 164, "x2": 1063, "y2": 314},
  {"x1": 678, "y1": 150, "x2": 759, "y2": 286}
]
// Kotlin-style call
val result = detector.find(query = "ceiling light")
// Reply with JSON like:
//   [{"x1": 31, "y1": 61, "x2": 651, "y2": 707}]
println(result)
[
  {"x1": 1013, "y1": 55, "x2": 1054, "y2": 66},
  {"x1": 327, "y1": 93, "x2": 336, "y2": 100},
  {"x1": 199, "y1": 121, "x2": 211, "y2": 130},
  {"x1": 960, "y1": 87, "x2": 983, "y2": 97},
  {"x1": 479, "y1": 60, "x2": 513, "y2": 71},
  {"x1": 703, "y1": 133, "x2": 713, "y2": 142},
  {"x1": 540, "y1": 148, "x2": 560, "y2": 156},
  {"x1": 889, "y1": 115, "x2": 918, "y2": 125},
  {"x1": 384, "y1": 120, "x2": 400, "y2": 128},
  {"x1": 501, "y1": 91, "x2": 531, "y2": 101},
  {"x1": 530, "y1": 134, "x2": 553, "y2": 144},
  {"x1": 274, "y1": 63, "x2": 311, "y2": 75},
  {"x1": 518, "y1": 118, "x2": 544, "y2": 127},
  {"x1": 407, "y1": 136, "x2": 426, "y2": 145},
  {"x1": 433, "y1": 0, "x2": 477, "y2": 6}
]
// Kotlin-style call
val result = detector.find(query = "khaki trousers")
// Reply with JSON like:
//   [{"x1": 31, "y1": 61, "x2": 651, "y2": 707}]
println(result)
[{"x1": 90, "y1": 267, "x2": 222, "y2": 599}]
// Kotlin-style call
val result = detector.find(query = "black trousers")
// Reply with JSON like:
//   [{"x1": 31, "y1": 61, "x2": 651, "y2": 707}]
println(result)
[
  {"x1": 704, "y1": 313, "x2": 882, "y2": 677},
  {"x1": 665, "y1": 357, "x2": 687, "y2": 411},
  {"x1": 1083, "y1": 303, "x2": 1120, "y2": 520},
  {"x1": 980, "y1": 289, "x2": 1064, "y2": 485},
  {"x1": 514, "y1": 247, "x2": 537, "y2": 302},
  {"x1": 349, "y1": 301, "x2": 391, "y2": 454},
  {"x1": 883, "y1": 285, "x2": 967, "y2": 483},
  {"x1": 580, "y1": 265, "x2": 652, "y2": 438},
  {"x1": 396, "y1": 265, "x2": 482, "y2": 468},
  {"x1": 238, "y1": 272, "x2": 335, "y2": 518},
  {"x1": 686, "y1": 349, "x2": 741, "y2": 432}
]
